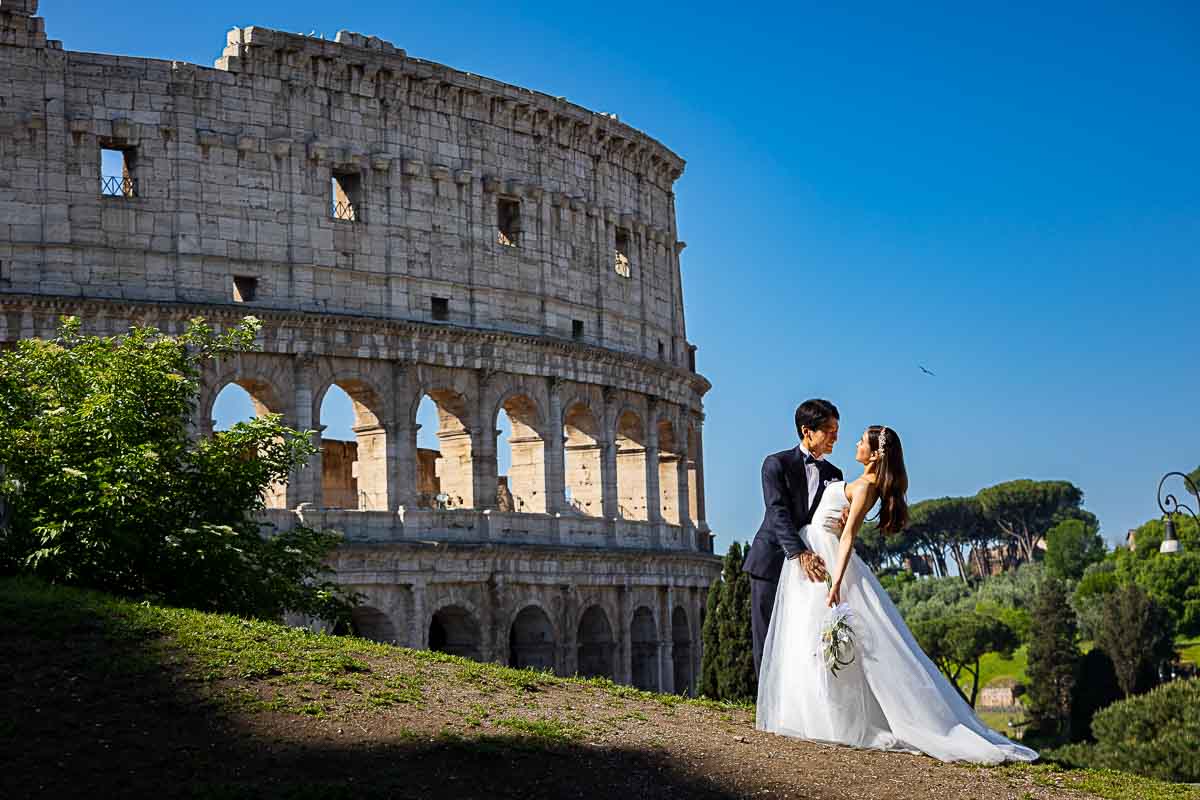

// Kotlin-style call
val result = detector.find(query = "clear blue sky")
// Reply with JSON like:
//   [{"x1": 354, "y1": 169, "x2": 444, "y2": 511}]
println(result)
[{"x1": 50, "y1": 0, "x2": 1200, "y2": 549}]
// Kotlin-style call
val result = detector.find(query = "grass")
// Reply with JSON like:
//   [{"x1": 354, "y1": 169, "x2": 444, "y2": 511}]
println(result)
[
  {"x1": 1178, "y1": 637, "x2": 1200, "y2": 666},
  {"x1": 1002, "y1": 764, "x2": 1200, "y2": 800},
  {"x1": 957, "y1": 645, "x2": 1029, "y2": 696},
  {"x1": 4, "y1": 575, "x2": 1195, "y2": 800}
]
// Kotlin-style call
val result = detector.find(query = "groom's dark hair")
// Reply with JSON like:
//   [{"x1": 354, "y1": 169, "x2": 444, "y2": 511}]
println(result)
[{"x1": 795, "y1": 399, "x2": 839, "y2": 439}]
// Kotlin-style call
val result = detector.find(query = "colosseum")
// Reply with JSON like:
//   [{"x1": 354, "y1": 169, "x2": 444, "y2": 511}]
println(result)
[{"x1": 0, "y1": 1, "x2": 720, "y2": 694}]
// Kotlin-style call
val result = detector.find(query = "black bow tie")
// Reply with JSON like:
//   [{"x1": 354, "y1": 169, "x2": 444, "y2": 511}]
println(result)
[{"x1": 804, "y1": 454, "x2": 821, "y2": 465}]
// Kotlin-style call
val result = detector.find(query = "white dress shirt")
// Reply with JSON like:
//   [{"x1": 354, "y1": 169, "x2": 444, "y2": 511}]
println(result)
[{"x1": 798, "y1": 443, "x2": 821, "y2": 511}]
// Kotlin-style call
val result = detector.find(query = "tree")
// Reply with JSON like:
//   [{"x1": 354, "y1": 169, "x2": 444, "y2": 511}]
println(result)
[
  {"x1": 977, "y1": 480, "x2": 1085, "y2": 565},
  {"x1": 1044, "y1": 518, "x2": 1106, "y2": 581},
  {"x1": 903, "y1": 496, "x2": 994, "y2": 582},
  {"x1": 1025, "y1": 579, "x2": 1079, "y2": 740},
  {"x1": 698, "y1": 542, "x2": 756, "y2": 702},
  {"x1": 1113, "y1": 515, "x2": 1200, "y2": 637},
  {"x1": 1094, "y1": 583, "x2": 1176, "y2": 698},
  {"x1": 912, "y1": 612, "x2": 1018, "y2": 706},
  {"x1": 698, "y1": 578, "x2": 722, "y2": 698},
  {"x1": 1068, "y1": 648, "x2": 1123, "y2": 743},
  {"x1": 0, "y1": 317, "x2": 354, "y2": 622}
]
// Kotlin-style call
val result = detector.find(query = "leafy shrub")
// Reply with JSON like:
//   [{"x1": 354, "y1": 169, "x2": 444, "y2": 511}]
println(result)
[
  {"x1": 0, "y1": 317, "x2": 354, "y2": 622},
  {"x1": 1051, "y1": 678, "x2": 1200, "y2": 783},
  {"x1": 1068, "y1": 648, "x2": 1122, "y2": 742},
  {"x1": 1094, "y1": 583, "x2": 1176, "y2": 698}
]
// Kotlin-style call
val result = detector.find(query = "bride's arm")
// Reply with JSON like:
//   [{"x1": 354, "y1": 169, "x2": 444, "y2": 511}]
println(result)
[{"x1": 826, "y1": 481, "x2": 877, "y2": 606}]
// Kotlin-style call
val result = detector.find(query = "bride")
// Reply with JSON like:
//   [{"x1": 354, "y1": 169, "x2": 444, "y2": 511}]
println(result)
[{"x1": 755, "y1": 425, "x2": 1038, "y2": 764}]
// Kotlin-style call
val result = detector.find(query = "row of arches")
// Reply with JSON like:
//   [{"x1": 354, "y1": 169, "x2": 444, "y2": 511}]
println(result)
[
  {"x1": 207, "y1": 361, "x2": 707, "y2": 533},
  {"x1": 348, "y1": 600, "x2": 697, "y2": 695}
]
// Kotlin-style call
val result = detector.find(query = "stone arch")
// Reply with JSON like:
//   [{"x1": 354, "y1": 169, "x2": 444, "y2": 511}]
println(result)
[
  {"x1": 576, "y1": 605, "x2": 616, "y2": 679},
  {"x1": 206, "y1": 372, "x2": 292, "y2": 509},
  {"x1": 671, "y1": 606, "x2": 692, "y2": 696},
  {"x1": 314, "y1": 375, "x2": 389, "y2": 510},
  {"x1": 428, "y1": 604, "x2": 482, "y2": 661},
  {"x1": 630, "y1": 606, "x2": 659, "y2": 690},
  {"x1": 493, "y1": 391, "x2": 546, "y2": 513},
  {"x1": 350, "y1": 605, "x2": 398, "y2": 644},
  {"x1": 509, "y1": 604, "x2": 557, "y2": 671},
  {"x1": 563, "y1": 401, "x2": 603, "y2": 517},
  {"x1": 412, "y1": 385, "x2": 474, "y2": 509},
  {"x1": 657, "y1": 416, "x2": 682, "y2": 525},
  {"x1": 615, "y1": 409, "x2": 648, "y2": 521}
]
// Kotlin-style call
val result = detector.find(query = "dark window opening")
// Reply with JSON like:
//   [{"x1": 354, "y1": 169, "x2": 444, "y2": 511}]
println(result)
[
  {"x1": 572, "y1": 320, "x2": 584, "y2": 340},
  {"x1": 332, "y1": 171, "x2": 362, "y2": 222},
  {"x1": 100, "y1": 146, "x2": 137, "y2": 197},
  {"x1": 432, "y1": 297, "x2": 449, "y2": 321},
  {"x1": 688, "y1": 345, "x2": 697, "y2": 373},
  {"x1": 233, "y1": 276, "x2": 258, "y2": 303},
  {"x1": 614, "y1": 228, "x2": 631, "y2": 278},
  {"x1": 658, "y1": 340, "x2": 665, "y2": 359},
  {"x1": 497, "y1": 198, "x2": 521, "y2": 247}
]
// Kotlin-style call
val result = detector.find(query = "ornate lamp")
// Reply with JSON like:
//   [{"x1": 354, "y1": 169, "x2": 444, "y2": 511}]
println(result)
[{"x1": 1157, "y1": 472, "x2": 1196, "y2": 555}]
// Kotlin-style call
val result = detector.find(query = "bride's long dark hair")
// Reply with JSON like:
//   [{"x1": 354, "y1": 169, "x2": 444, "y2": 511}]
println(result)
[{"x1": 868, "y1": 425, "x2": 909, "y2": 534}]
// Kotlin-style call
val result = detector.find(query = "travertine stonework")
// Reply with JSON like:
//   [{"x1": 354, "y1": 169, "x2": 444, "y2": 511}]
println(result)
[{"x1": 0, "y1": 1, "x2": 718, "y2": 694}]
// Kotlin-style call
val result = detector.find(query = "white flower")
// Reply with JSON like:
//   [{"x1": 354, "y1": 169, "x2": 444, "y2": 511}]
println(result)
[{"x1": 818, "y1": 603, "x2": 858, "y2": 677}]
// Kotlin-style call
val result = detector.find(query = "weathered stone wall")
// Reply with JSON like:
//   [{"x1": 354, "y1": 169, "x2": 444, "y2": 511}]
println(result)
[
  {"x1": 0, "y1": 3, "x2": 720, "y2": 694},
  {"x1": 0, "y1": 3, "x2": 692, "y2": 368}
]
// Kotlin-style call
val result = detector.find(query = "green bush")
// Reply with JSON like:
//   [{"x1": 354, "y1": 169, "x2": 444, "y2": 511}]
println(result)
[
  {"x1": 0, "y1": 317, "x2": 354, "y2": 622},
  {"x1": 1051, "y1": 678, "x2": 1200, "y2": 783}
]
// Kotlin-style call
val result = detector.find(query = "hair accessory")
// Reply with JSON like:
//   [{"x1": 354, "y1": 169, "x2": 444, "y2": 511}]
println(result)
[{"x1": 876, "y1": 427, "x2": 888, "y2": 459}]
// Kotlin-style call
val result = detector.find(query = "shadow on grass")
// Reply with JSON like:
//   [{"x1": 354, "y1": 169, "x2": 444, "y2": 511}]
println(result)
[{"x1": 0, "y1": 579, "x2": 739, "y2": 800}]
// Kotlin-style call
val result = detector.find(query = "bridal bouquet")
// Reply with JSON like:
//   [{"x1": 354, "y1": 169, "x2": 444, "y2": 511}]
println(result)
[{"x1": 819, "y1": 602, "x2": 857, "y2": 677}]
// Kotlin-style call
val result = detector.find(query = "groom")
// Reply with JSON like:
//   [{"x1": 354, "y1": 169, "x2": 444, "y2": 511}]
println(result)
[{"x1": 743, "y1": 398, "x2": 846, "y2": 676}]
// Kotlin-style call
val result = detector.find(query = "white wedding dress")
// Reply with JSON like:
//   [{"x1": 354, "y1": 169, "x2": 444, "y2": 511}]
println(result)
[{"x1": 756, "y1": 481, "x2": 1038, "y2": 764}]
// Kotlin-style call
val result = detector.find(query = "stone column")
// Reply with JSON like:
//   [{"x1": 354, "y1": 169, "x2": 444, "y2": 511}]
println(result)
[
  {"x1": 472, "y1": 370, "x2": 498, "y2": 510},
  {"x1": 394, "y1": 421, "x2": 419, "y2": 512},
  {"x1": 691, "y1": 587, "x2": 703, "y2": 697},
  {"x1": 601, "y1": 389, "x2": 619, "y2": 519},
  {"x1": 676, "y1": 449, "x2": 692, "y2": 543},
  {"x1": 644, "y1": 401, "x2": 662, "y2": 523},
  {"x1": 559, "y1": 584, "x2": 576, "y2": 677},
  {"x1": 544, "y1": 378, "x2": 566, "y2": 515},
  {"x1": 291, "y1": 356, "x2": 320, "y2": 508},
  {"x1": 692, "y1": 415, "x2": 709, "y2": 534},
  {"x1": 617, "y1": 585, "x2": 632, "y2": 684},
  {"x1": 659, "y1": 587, "x2": 673, "y2": 694},
  {"x1": 411, "y1": 580, "x2": 428, "y2": 649}
]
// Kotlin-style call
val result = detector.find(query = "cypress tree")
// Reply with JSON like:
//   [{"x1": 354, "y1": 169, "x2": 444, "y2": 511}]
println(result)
[
  {"x1": 699, "y1": 541, "x2": 758, "y2": 701},
  {"x1": 1026, "y1": 578, "x2": 1079, "y2": 740}
]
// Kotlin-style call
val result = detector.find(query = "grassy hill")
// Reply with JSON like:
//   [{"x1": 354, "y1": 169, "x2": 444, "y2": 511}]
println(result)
[{"x1": 1, "y1": 577, "x2": 1194, "y2": 800}]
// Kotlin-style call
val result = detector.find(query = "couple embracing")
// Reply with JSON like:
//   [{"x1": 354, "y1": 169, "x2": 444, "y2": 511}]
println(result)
[{"x1": 744, "y1": 399, "x2": 1037, "y2": 764}]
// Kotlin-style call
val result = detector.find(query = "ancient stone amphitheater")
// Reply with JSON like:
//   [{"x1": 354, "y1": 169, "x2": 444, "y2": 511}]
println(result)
[{"x1": 0, "y1": 1, "x2": 720, "y2": 694}]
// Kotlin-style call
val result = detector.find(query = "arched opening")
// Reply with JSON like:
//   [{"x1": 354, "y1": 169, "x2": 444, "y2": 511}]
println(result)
[
  {"x1": 630, "y1": 606, "x2": 658, "y2": 691},
  {"x1": 429, "y1": 605, "x2": 482, "y2": 661},
  {"x1": 563, "y1": 402, "x2": 602, "y2": 517},
  {"x1": 658, "y1": 419, "x2": 681, "y2": 525},
  {"x1": 616, "y1": 411, "x2": 648, "y2": 521},
  {"x1": 415, "y1": 390, "x2": 473, "y2": 509},
  {"x1": 672, "y1": 606, "x2": 692, "y2": 696},
  {"x1": 317, "y1": 381, "x2": 388, "y2": 510},
  {"x1": 576, "y1": 605, "x2": 615, "y2": 679},
  {"x1": 350, "y1": 606, "x2": 397, "y2": 644},
  {"x1": 509, "y1": 605, "x2": 556, "y2": 671},
  {"x1": 496, "y1": 395, "x2": 545, "y2": 513},
  {"x1": 211, "y1": 379, "x2": 289, "y2": 509}
]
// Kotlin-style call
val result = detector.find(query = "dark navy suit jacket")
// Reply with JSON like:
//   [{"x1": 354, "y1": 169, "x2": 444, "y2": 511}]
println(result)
[{"x1": 742, "y1": 446, "x2": 843, "y2": 582}]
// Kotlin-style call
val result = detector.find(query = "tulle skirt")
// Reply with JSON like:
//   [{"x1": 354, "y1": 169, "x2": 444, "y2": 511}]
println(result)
[{"x1": 755, "y1": 529, "x2": 1038, "y2": 764}]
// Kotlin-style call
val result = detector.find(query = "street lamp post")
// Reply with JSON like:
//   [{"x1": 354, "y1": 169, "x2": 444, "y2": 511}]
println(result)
[{"x1": 1157, "y1": 472, "x2": 1197, "y2": 555}]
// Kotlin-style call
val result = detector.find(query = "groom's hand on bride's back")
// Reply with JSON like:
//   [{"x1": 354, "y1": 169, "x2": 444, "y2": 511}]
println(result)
[{"x1": 791, "y1": 551, "x2": 829, "y2": 583}]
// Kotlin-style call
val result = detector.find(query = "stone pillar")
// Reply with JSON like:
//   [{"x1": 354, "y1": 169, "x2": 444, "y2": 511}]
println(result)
[
  {"x1": 617, "y1": 585, "x2": 632, "y2": 684},
  {"x1": 659, "y1": 587, "x2": 673, "y2": 694},
  {"x1": 352, "y1": 423, "x2": 388, "y2": 510},
  {"x1": 544, "y1": 378, "x2": 566, "y2": 515},
  {"x1": 291, "y1": 356, "x2": 319, "y2": 508},
  {"x1": 691, "y1": 587, "x2": 703, "y2": 697},
  {"x1": 438, "y1": 429, "x2": 475, "y2": 509},
  {"x1": 601, "y1": 439, "x2": 619, "y2": 520},
  {"x1": 559, "y1": 584, "x2": 576, "y2": 677},
  {"x1": 394, "y1": 422, "x2": 419, "y2": 512},
  {"x1": 644, "y1": 406, "x2": 662, "y2": 523},
  {"x1": 692, "y1": 414, "x2": 710, "y2": 534},
  {"x1": 473, "y1": 371, "x2": 498, "y2": 510},
  {"x1": 411, "y1": 581, "x2": 428, "y2": 649}
]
